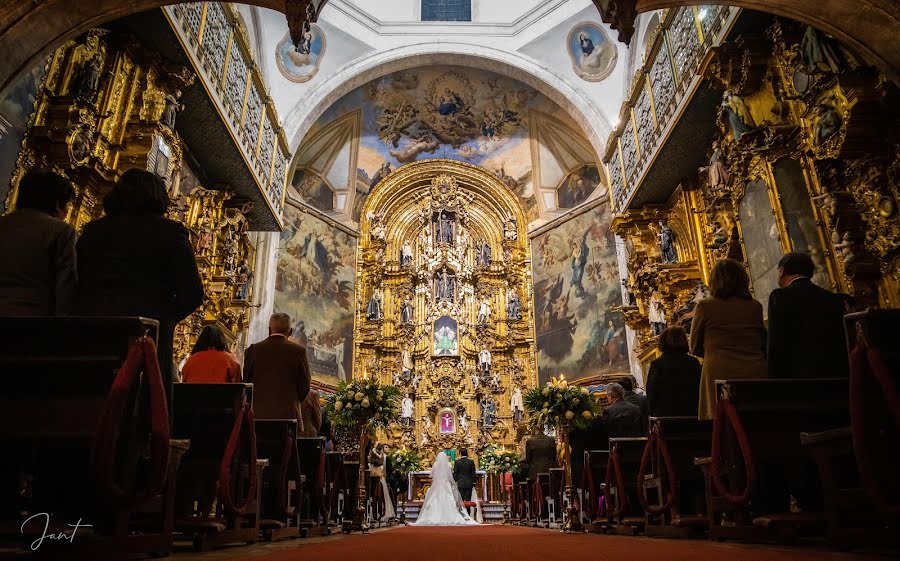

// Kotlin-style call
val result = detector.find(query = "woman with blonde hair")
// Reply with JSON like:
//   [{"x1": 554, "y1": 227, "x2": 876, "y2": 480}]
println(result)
[{"x1": 690, "y1": 259, "x2": 767, "y2": 420}]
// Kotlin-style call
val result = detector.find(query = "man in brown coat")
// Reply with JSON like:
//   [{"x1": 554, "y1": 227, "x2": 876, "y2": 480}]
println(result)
[{"x1": 244, "y1": 313, "x2": 311, "y2": 425}]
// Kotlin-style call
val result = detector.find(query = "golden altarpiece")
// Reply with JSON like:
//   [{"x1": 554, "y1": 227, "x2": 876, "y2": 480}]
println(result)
[
  {"x1": 3, "y1": 27, "x2": 268, "y2": 360},
  {"x1": 604, "y1": 10, "x2": 900, "y2": 372},
  {"x1": 354, "y1": 160, "x2": 538, "y2": 464}
]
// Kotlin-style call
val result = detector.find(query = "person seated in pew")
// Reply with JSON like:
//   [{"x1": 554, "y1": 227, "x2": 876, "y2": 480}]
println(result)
[
  {"x1": 181, "y1": 324, "x2": 242, "y2": 383},
  {"x1": 244, "y1": 312, "x2": 311, "y2": 426},
  {"x1": 690, "y1": 259, "x2": 767, "y2": 421},
  {"x1": 299, "y1": 388, "x2": 322, "y2": 436},
  {"x1": 600, "y1": 383, "x2": 643, "y2": 438},
  {"x1": 77, "y1": 169, "x2": 204, "y2": 393},
  {"x1": 646, "y1": 326, "x2": 702, "y2": 417},
  {"x1": 767, "y1": 252, "x2": 849, "y2": 379},
  {"x1": 524, "y1": 427, "x2": 558, "y2": 482},
  {"x1": 619, "y1": 376, "x2": 649, "y2": 433},
  {"x1": 0, "y1": 170, "x2": 77, "y2": 316}
]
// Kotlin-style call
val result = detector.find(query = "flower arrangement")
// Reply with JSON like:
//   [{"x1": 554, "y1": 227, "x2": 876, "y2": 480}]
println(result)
[
  {"x1": 325, "y1": 378, "x2": 401, "y2": 429},
  {"x1": 523, "y1": 376, "x2": 601, "y2": 430},
  {"x1": 388, "y1": 448, "x2": 423, "y2": 475},
  {"x1": 479, "y1": 445, "x2": 524, "y2": 476}
]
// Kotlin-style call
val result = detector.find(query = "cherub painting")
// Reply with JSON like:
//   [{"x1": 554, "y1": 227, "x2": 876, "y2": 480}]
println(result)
[{"x1": 275, "y1": 25, "x2": 326, "y2": 83}]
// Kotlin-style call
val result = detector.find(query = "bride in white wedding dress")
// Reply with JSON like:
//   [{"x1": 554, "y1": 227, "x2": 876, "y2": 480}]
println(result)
[{"x1": 413, "y1": 453, "x2": 480, "y2": 526}]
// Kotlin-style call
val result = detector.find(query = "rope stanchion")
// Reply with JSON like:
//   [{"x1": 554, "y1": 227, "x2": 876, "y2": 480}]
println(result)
[
  {"x1": 637, "y1": 430, "x2": 678, "y2": 514},
  {"x1": 849, "y1": 342, "x2": 900, "y2": 518},
  {"x1": 532, "y1": 479, "x2": 544, "y2": 514},
  {"x1": 91, "y1": 336, "x2": 170, "y2": 507},
  {"x1": 710, "y1": 392, "x2": 755, "y2": 506},
  {"x1": 275, "y1": 428, "x2": 300, "y2": 518},
  {"x1": 582, "y1": 454, "x2": 595, "y2": 520},
  {"x1": 603, "y1": 448, "x2": 627, "y2": 518},
  {"x1": 218, "y1": 399, "x2": 258, "y2": 516}
]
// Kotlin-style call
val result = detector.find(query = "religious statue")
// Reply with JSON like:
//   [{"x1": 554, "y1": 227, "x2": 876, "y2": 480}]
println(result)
[
  {"x1": 196, "y1": 208, "x2": 214, "y2": 254},
  {"x1": 436, "y1": 270, "x2": 455, "y2": 301},
  {"x1": 400, "y1": 241, "x2": 413, "y2": 267},
  {"x1": 658, "y1": 220, "x2": 678, "y2": 263},
  {"x1": 648, "y1": 290, "x2": 666, "y2": 336},
  {"x1": 811, "y1": 185, "x2": 841, "y2": 224},
  {"x1": 801, "y1": 25, "x2": 842, "y2": 74},
  {"x1": 411, "y1": 372, "x2": 421, "y2": 393},
  {"x1": 813, "y1": 104, "x2": 841, "y2": 146},
  {"x1": 401, "y1": 395, "x2": 414, "y2": 426},
  {"x1": 478, "y1": 297, "x2": 492, "y2": 324},
  {"x1": 506, "y1": 291, "x2": 522, "y2": 321},
  {"x1": 480, "y1": 397, "x2": 496, "y2": 427},
  {"x1": 511, "y1": 386, "x2": 524, "y2": 424},
  {"x1": 418, "y1": 223, "x2": 432, "y2": 251},
  {"x1": 491, "y1": 369, "x2": 501, "y2": 389},
  {"x1": 369, "y1": 212, "x2": 386, "y2": 241},
  {"x1": 334, "y1": 338, "x2": 346, "y2": 381},
  {"x1": 504, "y1": 216, "x2": 518, "y2": 241},
  {"x1": 701, "y1": 141, "x2": 729, "y2": 196},
  {"x1": 74, "y1": 53, "x2": 104, "y2": 99},
  {"x1": 235, "y1": 259, "x2": 253, "y2": 300},
  {"x1": 832, "y1": 229, "x2": 856, "y2": 268},
  {"x1": 401, "y1": 347, "x2": 414, "y2": 375},
  {"x1": 162, "y1": 90, "x2": 184, "y2": 130},
  {"x1": 400, "y1": 297, "x2": 413, "y2": 325},
  {"x1": 478, "y1": 346, "x2": 492, "y2": 374},
  {"x1": 621, "y1": 278, "x2": 637, "y2": 306},
  {"x1": 476, "y1": 240, "x2": 492, "y2": 267},
  {"x1": 722, "y1": 90, "x2": 754, "y2": 141},
  {"x1": 436, "y1": 211, "x2": 455, "y2": 244},
  {"x1": 707, "y1": 221, "x2": 729, "y2": 250},
  {"x1": 459, "y1": 410, "x2": 469, "y2": 432},
  {"x1": 471, "y1": 371, "x2": 480, "y2": 391},
  {"x1": 366, "y1": 287, "x2": 383, "y2": 321}
]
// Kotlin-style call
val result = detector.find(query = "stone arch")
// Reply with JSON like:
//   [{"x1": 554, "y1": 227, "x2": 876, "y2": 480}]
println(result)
[{"x1": 281, "y1": 43, "x2": 615, "y2": 166}]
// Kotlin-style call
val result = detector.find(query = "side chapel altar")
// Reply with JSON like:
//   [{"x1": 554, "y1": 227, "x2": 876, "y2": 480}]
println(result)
[{"x1": 354, "y1": 160, "x2": 539, "y2": 465}]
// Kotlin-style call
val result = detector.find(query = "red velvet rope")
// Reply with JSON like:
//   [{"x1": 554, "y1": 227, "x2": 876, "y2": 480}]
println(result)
[
  {"x1": 532, "y1": 479, "x2": 544, "y2": 513},
  {"x1": 582, "y1": 454, "x2": 596, "y2": 519},
  {"x1": 603, "y1": 448, "x2": 627, "y2": 517},
  {"x1": 849, "y1": 342, "x2": 900, "y2": 518},
  {"x1": 637, "y1": 431, "x2": 678, "y2": 514},
  {"x1": 91, "y1": 336, "x2": 170, "y2": 506},
  {"x1": 218, "y1": 399, "x2": 258, "y2": 515},
  {"x1": 710, "y1": 395, "x2": 755, "y2": 506},
  {"x1": 317, "y1": 446, "x2": 328, "y2": 520},
  {"x1": 275, "y1": 428, "x2": 300, "y2": 518}
]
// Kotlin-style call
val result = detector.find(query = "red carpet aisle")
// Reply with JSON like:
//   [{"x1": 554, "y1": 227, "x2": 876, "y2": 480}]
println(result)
[{"x1": 243, "y1": 525, "x2": 889, "y2": 561}]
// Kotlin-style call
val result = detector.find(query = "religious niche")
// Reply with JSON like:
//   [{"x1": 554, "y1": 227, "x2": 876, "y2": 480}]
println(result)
[{"x1": 353, "y1": 160, "x2": 537, "y2": 463}]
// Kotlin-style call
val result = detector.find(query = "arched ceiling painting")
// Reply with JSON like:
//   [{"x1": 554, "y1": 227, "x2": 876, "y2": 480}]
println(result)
[{"x1": 287, "y1": 65, "x2": 606, "y2": 229}]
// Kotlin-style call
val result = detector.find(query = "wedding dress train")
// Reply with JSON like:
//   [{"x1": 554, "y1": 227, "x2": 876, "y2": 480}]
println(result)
[{"x1": 413, "y1": 454, "x2": 480, "y2": 526}]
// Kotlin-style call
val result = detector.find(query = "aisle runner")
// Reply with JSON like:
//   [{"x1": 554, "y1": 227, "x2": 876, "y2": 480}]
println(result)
[{"x1": 245, "y1": 525, "x2": 886, "y2": 561}]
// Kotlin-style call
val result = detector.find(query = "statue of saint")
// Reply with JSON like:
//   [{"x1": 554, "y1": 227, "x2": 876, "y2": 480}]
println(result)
[
  {"x1": 400, "y1": 241, "x2": 413, "y2": 267},
  {"x1": 162, "y1": 90, "x2": 184, "y2": 129},
  {"x1": 813, "y1": 105, "x2": 841, "y2": 146},
  {"x1": 478, "y1": 297, "x2": 491, "y2": 324},
  {"x1": 478, "y1": 347, "x2": 491, "y2": 374},
  {"x1": 702, "y1": 141, "x2": 729, "y2": 196},
  {"x1": 400, "y1": 297, "x2": 413, "y2": 324},
  {"x1": 401, "y1": 347, "x2": 414, "y2": 374},
  {"x1": 511, "y1": 387, "x2": 524, "y2": 423},
  {"x1": 477, "y1": 240, "x2": 492, "y2": 267},
  {"x1": 722, "y1": 90, "x2": 754, "y2": 141},
  {"x1": 506, "y1": 291, "x2": 522, "y2": 320},
  {"x1": 658, "y1": 220, "x2": 678, "y2": 263},
  {"x1": 366, "y1": 287, "x2": 383, "y2": 320},
  {"x1": 648, "y1": 290, "x2": 666, "y2": 336},
  {"x1": 504, "y1": 216, "x2": 518, "y2": 241},
  {"x1": 436, "y1": 270, "x2": 454, "y2": 301}
]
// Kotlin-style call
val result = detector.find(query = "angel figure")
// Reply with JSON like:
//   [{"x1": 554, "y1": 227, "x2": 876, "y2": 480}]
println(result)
[{"x1": 832, "y1": 229, "x2": 855, "y2": 268}]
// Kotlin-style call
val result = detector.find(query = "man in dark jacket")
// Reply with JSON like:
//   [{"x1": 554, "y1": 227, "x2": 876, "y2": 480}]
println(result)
[
  {"x1": 244, "y1": 313, "x2": 312, "y2": 426},
  {"x1": 524, "y1": 428, "x2": 558, "y2": 481},
  {"x1": 0, "y1": 171, "x2": 77, "y2": 316},
  {"x1": 601, "y1": 383, "x2": 643, "y2": 438},
  {"x1": 619, "y1": 376, "x2": 649, "y2": 434},
  {"x1": 768, "y1": 252, "x2": 848, "y2": 379},
  {"x1": 453, "y1": 448, "x2": 477, "y2": 502}
]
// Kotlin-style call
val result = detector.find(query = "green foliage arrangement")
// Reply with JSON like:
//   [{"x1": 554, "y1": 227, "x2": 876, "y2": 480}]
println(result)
[
  {"x1": 523, "y1": 376, "x2": 601, "y2": 431},
  {"x1": 325, "y1": 378, "x2": 401, "y2": 429},
  {"x1": 388, "y1": 448, "x2": 423, "y2": 475}
]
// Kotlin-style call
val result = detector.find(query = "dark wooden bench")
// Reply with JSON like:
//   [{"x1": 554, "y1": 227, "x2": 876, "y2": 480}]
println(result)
[
  {"x1": 697, "y1": 378, "x2": 849, "y2": 544},
  {"x1": 549, "y1": 467, "x2": 565, "y2": 528},
  {"x1": 323, "y1": 451, "x2": 346, "y2": 531},
  {"x1": 515, "y1": 481, "x2": 529, "y2": 524},
  {"x1": 340, "y1": 460, "x2": 360, "y2": 533},
  {"x1": 0, "y1": 316, "x2": 181, "y2": 559},
  {"x1": 534, "y1": 473, "x2": 551, "y2": 527},
  {"x1": 582, "y1": 449, "x2": 609, "y2": 531},
  {"x1": 172, "y1": 383, "x2": 265, "y2": 551},
  {"x1": 642, "y1": 417, "x2": 711, "y2": 538},
  {"x1": 605, "y1": 437, "x2": 648, "y2": 535},
  {"x1": 255, "y1": 419, "x2": 301, "y2": 541},
  {"x1": 297, "y1": 436, "x2": 327, "y2": 534}
]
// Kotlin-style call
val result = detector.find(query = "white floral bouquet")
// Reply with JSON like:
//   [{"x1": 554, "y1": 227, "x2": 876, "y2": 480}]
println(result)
[
  {"x1": 325, "y1": 378, "x2": 401, "y2": 429},
  {"x1": 523, "y1": 376, "x2": 601, "y2": 430},
  {"x1": 479, "y1": 445, "x2": 524, "y2": 476}
]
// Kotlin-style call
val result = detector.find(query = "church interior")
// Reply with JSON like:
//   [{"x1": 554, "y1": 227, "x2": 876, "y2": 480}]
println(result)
[{"x1": 0, "y1": 0, "x2": 898, "y2": 559}]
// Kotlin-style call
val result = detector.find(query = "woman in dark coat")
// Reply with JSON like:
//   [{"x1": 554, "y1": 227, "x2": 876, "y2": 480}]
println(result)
[
  {"x1": 645, "y1": 326, "x2": 702, "y2": 417},
  {"x1": 77, "y1": 169, "x2": 204, "y2": 399}
]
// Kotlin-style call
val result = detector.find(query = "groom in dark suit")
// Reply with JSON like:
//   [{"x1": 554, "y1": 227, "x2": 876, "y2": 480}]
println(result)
[{"x1": 453, "y1": 448, "x2": 476, "y2": 502}]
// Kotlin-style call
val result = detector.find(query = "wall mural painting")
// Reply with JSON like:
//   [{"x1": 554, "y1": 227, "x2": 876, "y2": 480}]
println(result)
[
  {"x1": 567, "y1": 23, "x2": 618, "y2": 82},
  {"x1": 275, "y1": 24, "x2": 325, "y2": 83},
  {"x1": 274, "y1": 203, "x2": 355, "y2": 383},
  {"x1": 291, "y1": 168, "x2": 334, "y2": 211},
  {"x1": 0, "y1": 63, "x2": 44, "y2": 203},
  {"x1": 308, "y1": 66, "x2": 591, "y2": 226},
  {"x1": 532, "y1": 202, "x2": 628, "y2": 385},
  {"x1": 557, "y1": 165, "x2": 601, "y2": 209}
]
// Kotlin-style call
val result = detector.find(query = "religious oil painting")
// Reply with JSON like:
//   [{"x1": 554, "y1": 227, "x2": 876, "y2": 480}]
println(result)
[
  {"x1": 567, "y1": 23, "x2": 618, "y2": 82},
  {"x1": 274, "y1": 203, "x2": 355, "y2": 383},
  {"x1": 301, "y1": 65, "x2": 597, "y2": 227},
  {"x1": 531, "y1": 200, "x2": 628, "y2": 385},
  {"x1": 739, "y1": 179, "x2": 783, "y2": 312},
  {"x1": 557, "y1": 165, "x2": 602, "y2": 209},
  {"x1": 291, "y1": 167, "x2": 334, "y2": 211},
  {"x1": 0, "y1": 62, "x2": 44, "y2": 201},
  {"x1": 433, "y1": 315, "x2": 459, "y2": 357},
  {"x1": 275, "y1": 24, "x2": 325, "y2": 83}
]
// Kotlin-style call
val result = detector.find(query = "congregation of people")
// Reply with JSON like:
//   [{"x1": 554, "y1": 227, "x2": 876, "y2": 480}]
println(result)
[{"x1": 0, "y1": 169, "x2": 324, "y2": 436}]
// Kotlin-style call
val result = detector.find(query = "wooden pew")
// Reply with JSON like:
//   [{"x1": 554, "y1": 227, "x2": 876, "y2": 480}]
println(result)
[
  {"x1": 515, "y1": 481, "x2": 529, "y2": 524},
  {"x1": 697, "y1": 378, "x2": 849, "y2": 544},
  {"x1": 0, "y1": 316, "x2": 181, "y2": 559},
  {"x1": 582, "y1": 449, "x2": 609, "y2": 531},
  {"x1": 605, "y1": 437, "x2": 648, "y2": 535},
  {"x1": 323, "y1": 451, "x2": 346, "y2": 532},
  {"x1": 549, "y1": 467, "x2": 565, "y2": 528},
  {"x1": 534, "y1": 473, "x2": 551, "y2": 527},
  {"x1": 340, "y1": 460, "x2": 359, "y2": 533},
  {"x1": 296, "y1": 437, "x2": 326, "y2": 534},
  {"x1": 255, "y1": 419, "x2": 301, "y2": 541},
  {"x1": 172, "y1": 383, "x2": 266, "y2": 551},
  {"x1": 641, "y1": 417, "x2": 711, "y2": 538}
]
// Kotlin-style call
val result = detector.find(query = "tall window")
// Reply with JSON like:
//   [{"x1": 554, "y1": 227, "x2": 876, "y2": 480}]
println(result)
[{"x1": 421, "y1": 0, "x2": 471, "y2": 21}]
